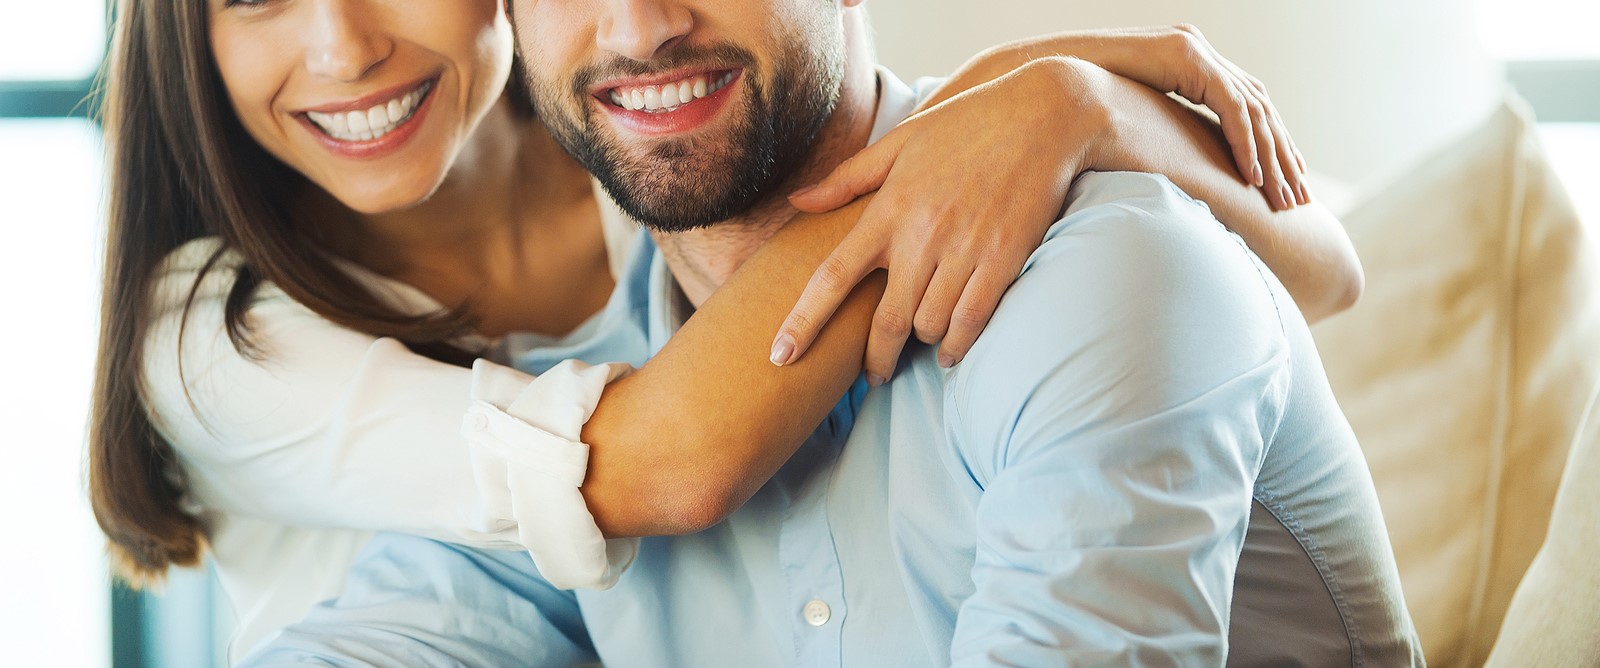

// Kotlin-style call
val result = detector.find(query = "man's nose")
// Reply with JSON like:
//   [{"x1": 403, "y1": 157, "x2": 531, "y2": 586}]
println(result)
[
  {"x1": 596, "y1": 0, "x2": 693, "y2": 61},
  {"x1": 303, "y1": 0, "x2": 394, "y2": 82}
]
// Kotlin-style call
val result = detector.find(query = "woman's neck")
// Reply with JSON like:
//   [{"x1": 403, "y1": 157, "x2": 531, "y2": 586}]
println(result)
[{"x1": 311, "y1": 98, "x2": 591, "y2": 272}]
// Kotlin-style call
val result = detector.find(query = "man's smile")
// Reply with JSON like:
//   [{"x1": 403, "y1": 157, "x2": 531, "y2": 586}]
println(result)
[
  {"x1": 603, "y1": 70, "x2": 737, "y2": 112},
  {"x1": 591, "y1": 68, "x2": 745, "y2": 136}
]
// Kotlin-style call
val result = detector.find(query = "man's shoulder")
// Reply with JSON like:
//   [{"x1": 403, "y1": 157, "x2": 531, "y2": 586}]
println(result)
[{"x1": 943, "y1": 171, "x2": 1294, "y2": 471}]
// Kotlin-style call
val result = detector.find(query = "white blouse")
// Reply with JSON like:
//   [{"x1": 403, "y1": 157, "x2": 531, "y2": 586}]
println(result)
[{"x1": 141, "y1": 205, "x2": 641, "y2": 662}]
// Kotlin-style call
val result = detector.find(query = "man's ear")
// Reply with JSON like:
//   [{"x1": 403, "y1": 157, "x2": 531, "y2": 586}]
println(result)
[{"x1": 839, "y1": 0, "x2": 866, "y2": 9}]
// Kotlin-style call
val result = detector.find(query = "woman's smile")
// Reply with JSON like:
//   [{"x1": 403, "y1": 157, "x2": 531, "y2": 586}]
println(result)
[{"x1": 294, "y1": 76, "x2": 440, "y2": 160}]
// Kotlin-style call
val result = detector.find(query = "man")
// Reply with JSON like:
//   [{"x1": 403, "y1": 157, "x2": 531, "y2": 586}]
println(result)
[{"x1": 245, "y1": 0, "x2": 1422, "y2": 664}]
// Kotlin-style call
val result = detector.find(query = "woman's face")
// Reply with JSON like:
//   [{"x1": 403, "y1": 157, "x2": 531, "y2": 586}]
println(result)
[{"x1": 209, "y1": 0, "x2": 513, "y2": 214}]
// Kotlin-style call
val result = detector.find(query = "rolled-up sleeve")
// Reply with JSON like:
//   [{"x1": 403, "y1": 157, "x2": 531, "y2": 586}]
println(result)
[
  {"x1": 945, "y1": 172, "x2": 1292, "y2": 665},
  {"x1": 143, "y1": 239, "x2": 638, "y2": 591},
  {"x1": 464, "y1": 358, "x2": 639, "y2": 589}
]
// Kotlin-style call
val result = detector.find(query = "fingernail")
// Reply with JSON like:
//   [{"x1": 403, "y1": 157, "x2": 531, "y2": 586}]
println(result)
[
  {"x1": 788, "y1": 184, "x2": 817, "y2": 199},
  {"x1": 769, "y1": 334, "x2": 796, "y2": 366},
  {"x1": 937, "y1": 353, "x2": 958, "y2": 368},
  {"x1": 1251, "y1": 164, "x2": 1264, "y2": 188},
  {"x1": 866, "y1": 373, "x2": 887, "y2": 387},
  {"x1": 1279, "y1": 184, "x2": 1294, "y2": 208}
]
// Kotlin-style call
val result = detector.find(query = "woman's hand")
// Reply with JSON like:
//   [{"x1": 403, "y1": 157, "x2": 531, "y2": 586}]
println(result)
[
  {"x1": 769, "y1": 60, "x2": 1105, "y2": 384},
  {"x1": 928, "y1": 24, "x2": 1310, "y2": 209},
  {"x1": 771, "y1": 25, "x2": 1311, "y2": 380}
]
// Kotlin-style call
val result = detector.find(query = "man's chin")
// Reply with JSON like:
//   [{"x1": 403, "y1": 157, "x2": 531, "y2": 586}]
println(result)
[
  {"x1": 584, "y1": 139, "x2": 772, "y2": 232},
  {"x1": 599, "y1": 168, "x2": 763, "y2": 233}
]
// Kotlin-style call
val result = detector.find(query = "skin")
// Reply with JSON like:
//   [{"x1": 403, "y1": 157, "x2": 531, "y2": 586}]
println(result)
[{"x1": 207, "y1": 0, "x2": 1355, "y2": 538}]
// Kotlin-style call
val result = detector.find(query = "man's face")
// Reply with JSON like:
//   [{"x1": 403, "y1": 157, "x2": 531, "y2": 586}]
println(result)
[{"x1": 511, "y1": 0, "x2": 846, "y2": 231}]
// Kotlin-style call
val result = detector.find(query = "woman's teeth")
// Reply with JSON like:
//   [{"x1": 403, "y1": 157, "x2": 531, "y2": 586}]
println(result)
[
  {"x1": 306, "y1": 80, "x2": 433, "y2": 142},
  {"x1": 609, "y1": 71, "x2": 736, "y2": 113}
]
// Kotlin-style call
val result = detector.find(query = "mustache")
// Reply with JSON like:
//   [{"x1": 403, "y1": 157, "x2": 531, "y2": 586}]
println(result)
[{"x1": 570, "y1": 42, "x2": 759, "y2": 95}]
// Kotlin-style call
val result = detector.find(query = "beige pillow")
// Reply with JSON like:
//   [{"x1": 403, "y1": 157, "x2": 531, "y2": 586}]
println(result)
[
  {"x1": 1486, "y1": 378, "x2": 1600, "y2": 666},
  {"x1": 1311, "y1": 94, "x2": 1599, "y2": 666}
]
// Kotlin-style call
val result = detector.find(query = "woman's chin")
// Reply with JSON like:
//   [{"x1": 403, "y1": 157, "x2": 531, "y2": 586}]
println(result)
[{"x1": 326, "y1": 176, "x2": 443, "y2": 216}]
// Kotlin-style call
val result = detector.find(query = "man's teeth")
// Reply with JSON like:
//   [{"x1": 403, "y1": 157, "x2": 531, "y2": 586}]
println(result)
[
  {"x1": 306, "y1": 80, "x2": 432, "y2": 142},
  {"x1": 609, "y1": 72, "x2": 735, "y2": 112}
]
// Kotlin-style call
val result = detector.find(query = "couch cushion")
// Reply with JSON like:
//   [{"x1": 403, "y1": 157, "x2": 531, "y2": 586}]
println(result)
[
  {"x1": 1311, "y1": 94, "x2": 1599, "y2": 666},
  {"x1": 1486, "y1": 378, "x2": 1600, "y2": 665}
]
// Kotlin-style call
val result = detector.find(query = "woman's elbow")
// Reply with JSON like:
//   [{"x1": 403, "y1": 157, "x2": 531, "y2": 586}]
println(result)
[
  {"x1": 587, "y1": 474, "x2": 742, "y2": 538},
  {"x1": 1302, "y1": 251, "x2": 1364, "y2": 324}
]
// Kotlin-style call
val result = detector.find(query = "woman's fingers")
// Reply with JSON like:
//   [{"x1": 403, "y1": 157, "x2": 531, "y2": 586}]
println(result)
[
  {"x1": 1244, "y1": 95, "x2": 1291, "y2": 211},
  {"x1": 1265, "y1": 108, "x2": 1307, "y2": 205},
  {"x1": 1220, "y1": 59, "x2": 1304, "y2": 205},
  {"x1": 911, "y1": 259, "x2": 972, "y2": 346},
  {"x1": 862, "y1": 258, "x2": 937, "y2": 385},
  {"x1": 788, "y1": 132, "x2": 906, "y2": 214},
  {"x1": 937, "y1": 265, "x2": 1015, "y2": 368},
  {"x1": 772, "y1": 223, "x2": 884, "y2": 367},
  {"x1": 1216, "y1": 79, "x2": 1263, "y2": 187},
  {"x1": 1256, "y1": 95, "x2": 1309, "y2": 204}
]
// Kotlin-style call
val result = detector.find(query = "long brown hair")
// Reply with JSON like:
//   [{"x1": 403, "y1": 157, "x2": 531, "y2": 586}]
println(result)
[{"x1": 90, "y1": 0, "x2": 477, "y2": 585}]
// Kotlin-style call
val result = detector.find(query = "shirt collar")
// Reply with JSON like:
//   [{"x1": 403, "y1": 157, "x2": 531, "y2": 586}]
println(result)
[{"x1": 645, "y1": 66, "x2": 920, "y2": 347}]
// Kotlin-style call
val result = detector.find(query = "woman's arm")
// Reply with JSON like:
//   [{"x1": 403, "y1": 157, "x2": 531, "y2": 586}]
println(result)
[
  {"x1": 580, "y1": 200, "x2": 880, "y2": 536},
  {"x1": 1063, "y1": 56, "x2": 1363, "y2": 321},
  {"x1": 580, "y1": 38, "x2": 1347, "y2": 536},
  {"x1": 935, "y1": 25, "x2": 1362, "y2": 319},
  {"x1": 775, "y1": 28, "x2": 1361, "y2": 374},
  {"x1": 927, "y1": 25, "x2": 1312, "y2": 210}
]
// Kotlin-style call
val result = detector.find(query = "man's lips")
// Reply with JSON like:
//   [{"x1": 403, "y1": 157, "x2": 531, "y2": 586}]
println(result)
[
  {"x1": 598, "y1": 69, "x2": 738, "y2": 112},
  {"x1": 594, "y1": 69, "x2": 743, "y2": 136}
]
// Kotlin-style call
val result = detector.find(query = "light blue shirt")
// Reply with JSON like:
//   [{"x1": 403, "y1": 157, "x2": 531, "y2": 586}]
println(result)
[{"x1": 245, "y1": 70, "x2": 1421, "y2": 667}]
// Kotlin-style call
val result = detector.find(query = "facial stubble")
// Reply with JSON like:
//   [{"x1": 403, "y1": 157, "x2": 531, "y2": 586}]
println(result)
[{"x1": 522, "y1": 36, "x2": 844, "y2": 233}]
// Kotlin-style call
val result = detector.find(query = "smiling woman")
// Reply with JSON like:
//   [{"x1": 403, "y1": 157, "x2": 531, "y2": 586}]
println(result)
[{"x1": 207, "y1": 0, "x2": 514, "y2": 212}]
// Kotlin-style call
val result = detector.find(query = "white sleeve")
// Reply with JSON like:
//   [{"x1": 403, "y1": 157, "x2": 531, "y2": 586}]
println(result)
[{"x1": 143, "y1": 244, "x2": 638, "y2": 590}]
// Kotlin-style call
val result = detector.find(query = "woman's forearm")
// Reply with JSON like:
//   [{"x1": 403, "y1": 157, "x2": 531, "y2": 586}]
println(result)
[
  {"x1": 580, "y1": 200, "x2": 882, "y2": 537},
  {"x1": 1058, "y1": 57, "x2": 1364, "y2": 322}
]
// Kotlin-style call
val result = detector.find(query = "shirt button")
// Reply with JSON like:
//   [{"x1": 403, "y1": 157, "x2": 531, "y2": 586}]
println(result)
[
  {"x1": 802, "y1": 599, "x2": 831, "y2": 627},
  {"x1": 466, "y1": 412, "x2": 489, "y2": 432}
]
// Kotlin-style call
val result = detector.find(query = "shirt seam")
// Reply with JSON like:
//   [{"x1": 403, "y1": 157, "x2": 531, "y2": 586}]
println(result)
[{"x1": 1252, "y1": 487, "x2": 1364, "y2": 667}]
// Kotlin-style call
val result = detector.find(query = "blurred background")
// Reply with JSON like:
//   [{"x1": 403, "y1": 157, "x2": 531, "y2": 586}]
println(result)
[{"x1": 0, "y1": 1, "x2": 1594, "y2": 666}]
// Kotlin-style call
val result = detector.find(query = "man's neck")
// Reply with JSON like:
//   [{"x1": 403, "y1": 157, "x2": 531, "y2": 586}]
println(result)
[{"x1": 653, "y1": 18, "x2": 882, "y2": 307}]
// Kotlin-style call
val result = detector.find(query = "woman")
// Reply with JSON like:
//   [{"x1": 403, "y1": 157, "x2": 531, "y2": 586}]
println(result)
[{"x1": 91, "y1": 0, "x2": 1353, "y2": 660}]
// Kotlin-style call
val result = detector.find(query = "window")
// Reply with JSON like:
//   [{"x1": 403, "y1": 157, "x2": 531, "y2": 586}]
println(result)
[
  {"x1": 0, "y1": 117, "x2": 112, "y2": 668},
  {"x1": 1479, "y1": 0, "x2": 1600, "y2": 60},
  {"x1": 1478, "y1": 0, "x2": 1600, "y2": 227},
  {"x1": 0, "y1": 2, "x2": 106, "y2": 80},
  {"x1": 0, "y1": 2, "x2": 113, "y2": 667}
]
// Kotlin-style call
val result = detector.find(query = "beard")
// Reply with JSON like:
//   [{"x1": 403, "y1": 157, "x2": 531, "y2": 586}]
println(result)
[{"x1": 524, "y1": 39, "x2": 844, "y2": 233}]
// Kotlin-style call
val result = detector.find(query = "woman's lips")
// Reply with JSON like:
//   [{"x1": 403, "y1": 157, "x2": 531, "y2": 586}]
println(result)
[{"x1": 297, "y1": 78, "x2": 438, "y2": 161}]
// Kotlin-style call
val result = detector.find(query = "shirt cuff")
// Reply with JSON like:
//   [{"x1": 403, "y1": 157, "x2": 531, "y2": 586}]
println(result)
[{"x1": 463, "y1": 358, "x2": 638, "y2": 590}]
